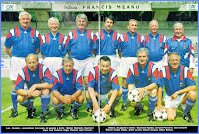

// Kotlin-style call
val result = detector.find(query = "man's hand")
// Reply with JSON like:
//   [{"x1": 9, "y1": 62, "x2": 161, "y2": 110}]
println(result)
[
  {"x1": 27, "y1": 85, "x2": 37, "y2": 97},
  {"x1": 171, "y1": 92, "x2": 178, "y2": 101},
  {"x1": 92, "y1": 101, "x2": 100, "y2": 113},
  {"x1": 137, "y1": 88, "x2": 145, "y2": 100},
  {"x1": 31, "y1": 90, "x2": 41, "y2": 97},
  {"x1": 102, "y1": 104, "x2": 111, "y2": 114},
  {"x1": 156, "y1": 105, "x2": 165, "y2": 111}
]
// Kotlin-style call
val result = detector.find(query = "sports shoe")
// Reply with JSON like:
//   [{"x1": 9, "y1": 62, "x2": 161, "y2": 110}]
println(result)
[
  {"x1": 120, "y1": 103, "x2": 127, "y2": 111},
  {"x1": 56, "y1": 110, "x2": 64, "y2": 120},
  {"x1": 9, "y1": 107, "x2": 18, "y2": 118},
  {"x1": 40, "y1": 112, "x2": 47, "y2": 124},
  {"x1": 148, "y1": 111, "x2": 154, "y2": 121},
  {"x1": 86, "y1": 107, "x2": 93, "y2": 113},
  {"x1": 70, "y1": 109, "x2": 79, "y2": 119},
  {"x1": 183, "y1": 112, "x2": 194, "y2": 123},
  {"x1": 32, "y1": 108, "x2": 37, "y2": 117},
  {"x1": 109, "y1": 108, "x2": 116, "y2": 118},
  {"x1": 134, "y1": 103, "x2": 144, "y2": 116},
  {"x1": 46, "y1": 109, "x2": 50, "y2": 115},
  {"x1": 27, "y1": 108, "x2": 34, "y2": 119}
]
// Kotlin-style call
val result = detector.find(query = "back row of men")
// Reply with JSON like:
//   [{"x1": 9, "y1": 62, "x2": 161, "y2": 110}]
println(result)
[{"x1": 4, "y1": 11, "x2": 196, "y2": 123}]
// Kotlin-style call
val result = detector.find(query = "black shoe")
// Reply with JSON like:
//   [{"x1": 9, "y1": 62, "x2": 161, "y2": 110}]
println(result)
[
  {"x1": 120, "y1": 103, "x2": 127, "y2": 111},
  {"x1": 148, "y1": 111, "x2": 154, "y2": 121},
  {"x1": 70, "y1": 109, "x2": 79, "y2": 119},
  {"x1": 9, "y1": 108, "x2": 18, "y2": 118},
  {"x1": 109, "y1": 108, "x2": 116, "y2": 118},
  {"x1": 86, "y1": 108, "x2": 93, "y2": 113},
  {"x1": 134, "y1": 103, "x2": 144, "y2": 116},
  {"x1": 45, "y1": 109, "x2": 50, "y2": 115},
  {"x1": 27, "y1": 108, "x2": 34, "y2": 119},
  {"x1": 56, "y1": 110, "x2": 64, "y2": 120},
  {"x1": 40, "y1": 112, "x2": 47, "y2": 124},
  {"x1": 32, "y1": 108, "x2": 37, "y2": 117},
  {"x1": 183, "y1": 112, "x2": 194, "y2": 123}
]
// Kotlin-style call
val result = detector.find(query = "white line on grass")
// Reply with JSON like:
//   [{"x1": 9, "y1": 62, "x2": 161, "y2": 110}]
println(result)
[{"x1": 1, "y1": 104, "x2": 19, "y2": 113}]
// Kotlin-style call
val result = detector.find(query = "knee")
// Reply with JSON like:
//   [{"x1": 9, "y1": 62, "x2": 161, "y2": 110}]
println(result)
[
  {"x1": 167, "y1": 115, "x2": 176, "y2": 121},
  {"x1": 41, "y1": 89, "x2": 50, "y2": 95},
  {"x1": 188, "y1": 91, "x2": 197, "y2": 101},
  {"x1": 148, "y1": 88, "x2": 157, "y2": 97},
  {"x1": 17, "y1": 95, "x2": 24, "y2": 103},
  {"x1": 77, "y1": 94, "x2": 84, "y2": 103},
  {"x1": 52, "y1": 96, "x2": 60, "y2": 105},
  {"x1": 118, "y1": 88, "x2": 122, "y2": 97}
]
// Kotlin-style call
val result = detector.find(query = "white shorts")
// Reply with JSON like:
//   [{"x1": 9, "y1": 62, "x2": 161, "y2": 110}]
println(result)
[
  {"x1": 164, "y1": 93, "x2": 186, "y2": 108},
  {"x1": 95, "y1": 55, "x2": 118, "y2": 70},
  {"x1": 152, "y1": 60, "x2": 163, "y2": 70},
  {"x1": 99, "y1": 93, "x2": 109, "y2": 100},
  {"x1": 73, "y1": 57, "x2": 93, "y2": 76},
  {"x1": 119, "y1": 57, "x2": 138, "y2": 78},
  {"x1": 10, "y1": 57, "x2": 26, "y2": 80},
  {"x1": 43, "y1": 57, "x2": 62, "y2": 74}
]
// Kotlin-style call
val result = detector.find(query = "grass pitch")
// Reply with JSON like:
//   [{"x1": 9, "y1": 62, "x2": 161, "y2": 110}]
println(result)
[{"x1": 1, "y1": 77, "x2": 198, "y2": 126}]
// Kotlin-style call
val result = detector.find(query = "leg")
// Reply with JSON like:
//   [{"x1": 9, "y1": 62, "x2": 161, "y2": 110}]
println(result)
[
  {"x1": 10, "y1": 81, "x2": 18, "y2": 118},
  {"x1": 84, "y1": 76, "x2": 91, "y2": 111},
  {"x1": 147, "y1": 88, "x2": 157, "y2": 121},
  {"x1": 52, "y1": 96, "x2": 64, "y2": 120},
  {"x1": 166, "y1": 108, "x2": 177, "y2": 121},
  {"x1": 120, "y1": 77, "x2": 128, "y2": 111},
  {"x1": 40, "y1": 89, "x2": 50, "y2": 124},
  {"x1": 182, "y1": 91, "x2": 197, "y2": 123}
]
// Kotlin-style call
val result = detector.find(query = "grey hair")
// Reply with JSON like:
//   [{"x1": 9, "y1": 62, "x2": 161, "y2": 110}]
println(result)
[
  {"x1": 128, "y1": 19, "x2": 138, "y2": 25},
  {"x1": 149, "y1": 20, "x2": 159, "y2": 27},
  {"x1": 76, "y1": 14, "x2": 88, "y2": 23},
  {"x1": 48, "y1": 17, "x2": 59, "y2": 25},
  {"x1": 62, "y1": 54, "x2": 74, "y2": 65},
  {"x1": 25, "y1": 53, "x2": 39, "y2": 62},
  {"x1": 168, "y1": 52, "x2": 181, "y2": 61},
  {"x1": 173, "y1": 22, "x2": 184, "y2": 30},
  {"x1": 136, "y1": 48, "x2": 149, "y2": 57},
  {"x1": 19, "y1": 11, "x2": 32, "y2": 20}
]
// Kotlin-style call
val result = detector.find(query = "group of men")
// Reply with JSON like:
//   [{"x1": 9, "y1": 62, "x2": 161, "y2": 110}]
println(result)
[{"x1": 4, "y1": 11, "x2": 197, "y2": 124}]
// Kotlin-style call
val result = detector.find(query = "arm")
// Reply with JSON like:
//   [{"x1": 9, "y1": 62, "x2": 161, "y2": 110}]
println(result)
[
  {"x1": 4, "y1": 46, "x2": 12, "y2": 57},
  {"x1": 92, "y1": 49, "x2": 96, "y2": 56},
  {"x1": 156, "y1": 87, "x2": 164, "y2": 111},
  {"x1": 41, "y1": 54, "x2": 45, "y2": 60},
  {"x1": 36, "y1": 48, "x2": 40, "y2": 55},
  {"x1": 70, "y1": 90, "x2": 82, "y2": 103},
  {"x1": 88, "y1": 87, "x2": 99, "y2": 113},
  {"x1": 128, "y1": 84, "x2": 135, "y2": 92},
  {"x1": 118, "y1": 51, "x2": 122, "y2": 58},
  {"x1": 67, "y1": 50, "x2": 71, "y2": 56},
  {"x1": 189, "y1": 68, "x2": 194, "y2": 75},
  {"x1": 52, "y1": 90, "x2": 68, "y2": 104},
  {"x1": 137, "y1": 83, "x2": 157, "y2": 100}
]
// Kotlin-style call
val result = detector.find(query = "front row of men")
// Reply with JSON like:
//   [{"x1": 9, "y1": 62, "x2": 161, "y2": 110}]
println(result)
[{"x1": 14, "y1": 48, "x2": 196, "y2": 124}]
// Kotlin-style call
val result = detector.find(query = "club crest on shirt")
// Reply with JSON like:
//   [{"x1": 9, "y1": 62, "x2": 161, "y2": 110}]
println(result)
[
  {"x1": 32, "y1": 38, "x2": 34, "y2": 43},
  {"x1": 58, "y1": 45, "x2": 61, "y2": 50},
  {"x1": 184, "y1": 45, "x2": 187, "y2": 49},
  {"x1": 148, "y1": 78, "x2": 151, "y2": 81},
  {"x1": 159, "y1": 44, "x2": 162, "y2": 47},
  {"x1": 41, "y1": 80, "x2": 44, "y2": 83},
  {"x1": 88, "y1": 41, "x2": 90, "y2": 45},
  {"x1": 138, "y1": 44, "x2": 140, "y2": 47},
  {"x1": 179, "y1": 82, "x2": 183, "y2": 87}
]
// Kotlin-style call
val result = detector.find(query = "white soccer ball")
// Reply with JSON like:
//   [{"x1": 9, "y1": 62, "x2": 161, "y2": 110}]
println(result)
[
  {"x1": 92, "y1": 109, "x2": 107, "y2": 123},
  {"x1": 153, "y1": 109, "x2": 168, "y2": 121},
  {"x1": 128, "y1": 89, "x2": 140, "y2": 103}
]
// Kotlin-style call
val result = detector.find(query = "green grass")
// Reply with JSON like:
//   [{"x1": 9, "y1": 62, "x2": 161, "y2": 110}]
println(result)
[{"x1": 1, "y1": 77, "x2": 198, "y2": 126}]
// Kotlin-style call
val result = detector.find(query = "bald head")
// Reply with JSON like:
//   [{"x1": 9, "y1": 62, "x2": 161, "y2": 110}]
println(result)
[
  {"x1": 149, "y1": 20, "x2": 159, "y2": 35},
  {"x1": 25, "y1": 54, "x2": 38, "y2": 72}
]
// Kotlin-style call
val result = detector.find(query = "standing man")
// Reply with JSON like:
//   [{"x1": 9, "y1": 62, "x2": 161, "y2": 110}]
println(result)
[
  {"x1": 65, "y1": 14, "x2": 96, "y2": 112},
  {"x1": 94, "y1": 15, "x2": 121, "y2": 70},
  {"x1": 52, "y1": 55, "x2": 84, "y2": 120},
  {"x1": 119, "y1": 19, "x2": 144, "y2": 111},
  {"x1": 86, "y1": 56, "x2": 122, "y2": 117},
  {"x1": 157, "y1": 52, "x2": 197, "y2": 123},
  {"x1": 143, "y1": 20, "x2": 167, "y2": 69},
  {"x1": 41, "y1": 17, "x2": 67, "y2": 74},
  {"x1": 165, "y1": 22, "x2": 195, "y2": 74},
  {"x1": 126, "y1": 48, "x2": 159, "y2": 121},
  {"x1": 15, "y1": 54, "x2": 53, "y2": 124},
  {"x1": 4, "y1": 11, "x2": 42, "y2": 118}
]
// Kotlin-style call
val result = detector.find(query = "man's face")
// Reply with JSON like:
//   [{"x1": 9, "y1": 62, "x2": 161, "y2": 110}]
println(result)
[
  {"x1": 127, "y1": 20, "x2": 137, "y2": 34},
  {"x1": 48, "y1": 20, "x2": 59, "y2": 33},
  {"x1": 173, "y1": 25, "x2": 184, "y2": 39},
  {"x1": 104, "y1": 18, "x2": 114, "y2": 31},
  {"x1": 137, "y1": 52, "x2": 148, "y2": 65},
  {"x1": 76, "y1": 18, "x2": 87, "y2": 30},
  {"x1": 99, "y1": 60, "x2": 111, "y2": 75},
  {"x1": 169, "y1": 54, "x2": 180, "y2": 69},
  {"x1": 63, "y1": 61, "x2": 73, "y2": 75},
  {"x1": 149, "y1": 21, "x2": 158, "y2": 34},
  {"x1": 26, "y1": 55, "x2": 38, "y2": 72},
  {"x1": 19, "y1": 14, "x2": 31, "y2": 28}
]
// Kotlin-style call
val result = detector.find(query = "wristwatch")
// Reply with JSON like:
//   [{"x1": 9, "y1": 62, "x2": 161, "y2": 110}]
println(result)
[{"x1": 107, "y1": 102, "x2": 112, "y2": 107}]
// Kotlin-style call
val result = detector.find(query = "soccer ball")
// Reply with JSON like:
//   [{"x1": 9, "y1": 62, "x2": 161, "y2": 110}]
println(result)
[
  {"x1": 92, "y1": 109, "x2": 107, "y2": 123},
  {"x1": 128, "y1": 89, "x2": 140, "y2": 103},
  {"x1": 153, "y1": 109, "x2": 168, "y2": 121}
]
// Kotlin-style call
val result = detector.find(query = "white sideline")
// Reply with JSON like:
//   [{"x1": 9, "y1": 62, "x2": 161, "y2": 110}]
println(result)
[{"x1": 1, "y1": 106, "x2": 12, "y2": 113}]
